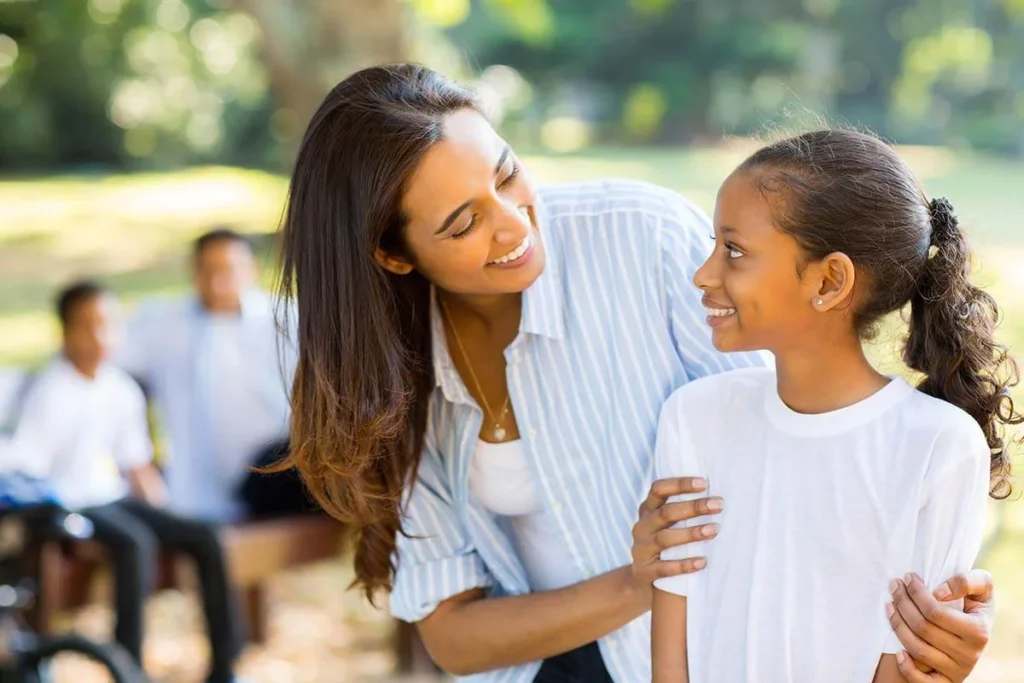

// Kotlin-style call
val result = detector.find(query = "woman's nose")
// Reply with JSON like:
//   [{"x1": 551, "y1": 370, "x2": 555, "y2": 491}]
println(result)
[{"x1": 494, "y1": 204, "x2": 532, "y2": 245}]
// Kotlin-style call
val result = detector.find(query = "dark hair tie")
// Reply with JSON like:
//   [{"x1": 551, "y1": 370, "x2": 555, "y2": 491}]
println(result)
[{"x1": 928, "y1": 196, "x2": 959, "y2": 246}]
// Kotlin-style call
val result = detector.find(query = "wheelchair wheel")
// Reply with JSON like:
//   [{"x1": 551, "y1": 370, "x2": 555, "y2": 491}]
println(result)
[{"x1": 18, "y1": 634, "x2": 146, "y2": 683}]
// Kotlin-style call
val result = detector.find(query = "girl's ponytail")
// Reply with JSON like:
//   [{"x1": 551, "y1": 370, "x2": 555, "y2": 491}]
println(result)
[{"x1": 904, "y1": 197, "x2": 1021, "y2": 498}]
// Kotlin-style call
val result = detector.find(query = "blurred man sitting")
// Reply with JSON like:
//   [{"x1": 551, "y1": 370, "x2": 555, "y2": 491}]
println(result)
[
  {"x1": 1, "y1": 281, "x2": 245, "y2": 683},
  {"x1": 117, "y1": 228, "x2": 310, "y2": 522}
]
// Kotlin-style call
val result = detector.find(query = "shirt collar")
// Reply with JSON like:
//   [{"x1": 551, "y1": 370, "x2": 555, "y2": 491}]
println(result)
[
  {"x1": 430, "y1": 193, "x2": 565, "y2": 402},
  {"x1": 429, "y1": 292, "x2": 470, "y2": 404},
  {"x1": 54, "y1": 354, "x2": 107, "y2": 384},
  {"x1": 519, "y1": 195, "x2": 565, "y2": 341}
]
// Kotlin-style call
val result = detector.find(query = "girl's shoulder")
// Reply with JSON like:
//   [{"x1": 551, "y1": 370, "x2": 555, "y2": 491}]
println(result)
[
  {"x1": 901, "y1": 387, "x2": 985, "y2": 436},
  {"x1": 662, "y1": 366, "x2": 775, "y2": 421},
  {"x1": 900, "y1": 387, "x2": 991, "y2": 474}
]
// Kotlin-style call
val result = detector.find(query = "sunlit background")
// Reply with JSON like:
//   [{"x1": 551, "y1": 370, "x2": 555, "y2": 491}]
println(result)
[{"x1": 1, "y1": 0, "x2": 1023, "y2": 681}]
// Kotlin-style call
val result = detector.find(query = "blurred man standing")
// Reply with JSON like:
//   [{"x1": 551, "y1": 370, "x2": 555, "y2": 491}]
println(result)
[{"x1": 119, "y1": 228, "x2": 307, "y2": 522}]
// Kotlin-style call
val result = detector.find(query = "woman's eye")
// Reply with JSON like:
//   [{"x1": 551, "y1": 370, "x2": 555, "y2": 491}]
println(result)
[
  {"x1": 451, "y1": 214, "x2": 479, "y2": 240},
  {"x1": 498, "y1": 160, "x2": 520, "y2": 190}
]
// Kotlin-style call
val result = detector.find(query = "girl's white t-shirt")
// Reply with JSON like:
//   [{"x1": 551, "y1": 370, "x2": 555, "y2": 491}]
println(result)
[{"x1": 653, "y1": 367, "x2": 990, "y2": 683}]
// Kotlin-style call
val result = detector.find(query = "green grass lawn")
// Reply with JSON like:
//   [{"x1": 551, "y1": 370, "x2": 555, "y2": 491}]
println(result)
[{"x1": 2, "y1": 146, "x2": 1024, "y2": 676}]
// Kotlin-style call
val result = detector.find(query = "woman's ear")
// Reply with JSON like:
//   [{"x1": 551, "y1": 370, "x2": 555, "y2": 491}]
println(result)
[
  {"x1": 811, "y1": 252, "x2": 856, "y2": 311},
  {"x1": 374, "y1": 247, "x2": 414, "y2": 275}
]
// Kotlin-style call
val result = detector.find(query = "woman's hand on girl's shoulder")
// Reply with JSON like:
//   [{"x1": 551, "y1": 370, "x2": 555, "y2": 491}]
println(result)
[
  {"x1": 630, "y1": 477, "x2": 721, "y2": 590},
  {"x1": 887, "y1": 570, "x2": 995, "y2": 682}
]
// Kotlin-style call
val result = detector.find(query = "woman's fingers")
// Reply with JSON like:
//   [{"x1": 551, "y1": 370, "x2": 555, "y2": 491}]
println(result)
[
  {"x1": 933, "y1": 570, "x2": 992, "y2": 603},
  {"x1": 631, "y1": 478, "x2": 720, "y2": 585},
  {"x1": 899, "y1": 573, "x2": 987, "y2": 656},
  {"x1": 650, "y1": 557, "x2": 708, "y2": 579},
  {"x1": 633, "y1": 496, "x2": 723, "y2": 542},
  {"x1": 655, "y1": 523, "x2": 720, "y2": 550},
  {"x1": 633, "y1": 523, "x2": 720, "y2": 564},
  {"x1": 638, "y1": 477, "x2": 708, "y2": 517},
  {"x1": 895, "y1": 652, "x2": 952, "y2": 682},
  {"x1": 888, "y1": 579, "x2": 964, "y2": 676}
]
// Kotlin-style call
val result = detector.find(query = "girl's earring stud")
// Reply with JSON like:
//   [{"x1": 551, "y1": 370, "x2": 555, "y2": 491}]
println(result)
[{"x1": 815, "y1": 298, "x2": 824, "y2": 306}]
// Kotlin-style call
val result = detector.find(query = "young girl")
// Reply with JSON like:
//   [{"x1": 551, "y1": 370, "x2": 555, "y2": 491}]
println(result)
[{"x1": 650, "y1": 129, "x2": 1018, "y2": 683}]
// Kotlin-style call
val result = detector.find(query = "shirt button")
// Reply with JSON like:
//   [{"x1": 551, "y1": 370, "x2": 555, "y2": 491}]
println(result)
[
  {"x1": 551, "y1": 500, "x2": 563, "y2": 511},
  {"x1": 608, "y1": 639, "x2": 619, "y2": 650},
  {"x1": 527, "y1": 428, "x2": 537, "y2": 439}
]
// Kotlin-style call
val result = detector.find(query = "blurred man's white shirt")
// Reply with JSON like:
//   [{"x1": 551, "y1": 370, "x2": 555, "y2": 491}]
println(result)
[
  {"x1": 117, "y1": 288, "x2": 296, "y2": 521},
  {"x1": 0, "y1": 357, "x2": 151, "y2": 509}
]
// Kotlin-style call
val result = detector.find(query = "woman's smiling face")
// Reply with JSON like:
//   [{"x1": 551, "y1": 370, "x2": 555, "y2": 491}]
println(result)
[{"x1": 380, "y1": 108, "x2": 546, "y2": 297}]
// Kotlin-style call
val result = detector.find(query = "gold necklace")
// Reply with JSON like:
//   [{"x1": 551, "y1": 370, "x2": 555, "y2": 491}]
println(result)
[{"x1": 440, "y1": 298, "x2": 512, "y2": 441}]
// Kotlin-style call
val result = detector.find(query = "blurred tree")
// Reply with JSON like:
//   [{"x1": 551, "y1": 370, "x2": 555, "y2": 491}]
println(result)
[
  {"x1": 0, "y1": 0, "x2": 140, "y2": 169},
  {"x1": 232, "y1": 0, "x2": 410, "y2": 148},
  {"x1": 2, "y1": 0, "x2": 1023, "y2": 168},
  {"x1": 443, "y1": 0, "x2": 819, "y2": 143},
  {"x1": 0, "y1": 0, "x2": 275, "y2": 171},
  {"x1": 435, "y1": 0, "x2": 1024, "y2": 154}
]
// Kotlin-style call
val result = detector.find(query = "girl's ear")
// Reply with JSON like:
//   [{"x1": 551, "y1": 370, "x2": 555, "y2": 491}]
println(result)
[{"x1": 810, "y1": 252, "x2": 855, "y2": 311}]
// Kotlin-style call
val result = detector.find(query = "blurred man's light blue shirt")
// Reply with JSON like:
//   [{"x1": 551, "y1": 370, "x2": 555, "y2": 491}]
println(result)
[{"x1": 117, "y1": 289, "x2": 295, "y2": 521}]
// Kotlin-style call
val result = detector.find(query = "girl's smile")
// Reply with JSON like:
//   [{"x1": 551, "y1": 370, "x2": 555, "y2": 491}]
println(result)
[{"x1": 701, "y1": 296, "x2": 737, "y2": 327}]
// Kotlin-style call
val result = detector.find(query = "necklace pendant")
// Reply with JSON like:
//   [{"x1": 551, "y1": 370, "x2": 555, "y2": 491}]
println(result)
[{"x1": 492, "y1": 425, "x2": 507, "y2": 441}]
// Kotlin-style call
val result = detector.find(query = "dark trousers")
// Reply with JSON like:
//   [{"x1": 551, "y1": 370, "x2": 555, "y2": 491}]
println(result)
[
  {"x1": 533, "y1": 642, "x2": 614, "y2": 683},
  {"x1": 236, "y1": 439, "x2": 319, "y2": 518},
  {"x1": 81, "y1": 498, "x2": 241, "y2": 683}
]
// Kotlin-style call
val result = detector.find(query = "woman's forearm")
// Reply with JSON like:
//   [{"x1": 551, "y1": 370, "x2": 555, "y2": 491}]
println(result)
[{"x1": 418, "y1": 566, "x2": 648, "y2": 675}]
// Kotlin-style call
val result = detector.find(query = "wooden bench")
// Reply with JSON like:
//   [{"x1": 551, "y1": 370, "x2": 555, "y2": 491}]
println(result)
[
  {"x1": 24, "y1": 514, "x2": 434, "y2": 673},
  {"x1": 25, "y1": 514, "x2": 346, "y2": 643}
]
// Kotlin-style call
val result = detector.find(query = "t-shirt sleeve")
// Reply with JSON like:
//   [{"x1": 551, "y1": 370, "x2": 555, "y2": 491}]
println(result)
[
  {"x1": 880, "y1": 423, "x2": 990, "y2": 654},
  {"x1": 651, "y1": 389, "x2": 709, "y2": 597},
  {"x1": 114, "y1": 379, "x2": 154, "y2": 470}
]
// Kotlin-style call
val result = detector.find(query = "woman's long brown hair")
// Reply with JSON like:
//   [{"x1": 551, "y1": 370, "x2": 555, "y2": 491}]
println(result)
[{"x1": 273, "y1": 64, "x2": 479, "y2": 601}]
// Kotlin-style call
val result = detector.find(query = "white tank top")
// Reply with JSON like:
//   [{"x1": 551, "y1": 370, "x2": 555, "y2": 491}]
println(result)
[{"x1": 469, "y1": 440, "x2": 578, "y2": 592}]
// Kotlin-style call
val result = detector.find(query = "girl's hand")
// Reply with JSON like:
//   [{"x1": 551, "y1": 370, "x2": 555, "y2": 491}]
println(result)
[
  {"x1": 630, "y1": 477, "x2": 721, "y2": 590},
  {"x1": 887, "y1": 570, "x2": 995, "y2": 682}
]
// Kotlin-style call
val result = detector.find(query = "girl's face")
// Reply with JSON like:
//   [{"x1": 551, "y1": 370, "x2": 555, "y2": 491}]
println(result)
[
  {"x1": 378, "y1": 108, "x2": 545, "y2": 298},
  {"x1": 694, "y1": 170, "x2": 834, "y2": 354}
]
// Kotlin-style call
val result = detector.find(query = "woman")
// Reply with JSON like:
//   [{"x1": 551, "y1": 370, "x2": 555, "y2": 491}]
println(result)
[{"x1": 277, "y1": 64, "x2": 996, "y2": 682}]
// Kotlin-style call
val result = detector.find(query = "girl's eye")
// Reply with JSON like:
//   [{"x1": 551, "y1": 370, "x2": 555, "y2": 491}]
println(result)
[
  {"x1": 725, "y1": 242, "x2": 744, "y2": 259},
  {"x1": 451, "y1": 214, "x2": 479, "y2": 240}
]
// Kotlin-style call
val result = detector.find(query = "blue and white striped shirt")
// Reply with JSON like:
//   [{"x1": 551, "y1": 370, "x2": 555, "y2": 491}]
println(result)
[{"x1": 390, "y1": 179, "x2": 768, "y2": 682}]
